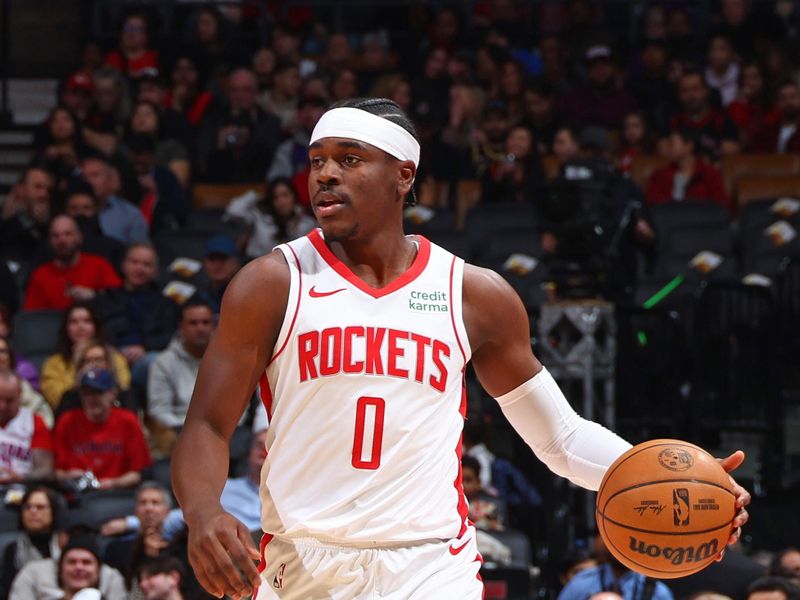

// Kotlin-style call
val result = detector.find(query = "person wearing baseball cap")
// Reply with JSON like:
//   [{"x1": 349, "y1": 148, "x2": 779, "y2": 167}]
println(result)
[
  {"x1": 559, "y1": 43, "x2": 638, "y2": 130},
  {"x1": 53, "y1": 367, "x2": 151, "y2": 491}
]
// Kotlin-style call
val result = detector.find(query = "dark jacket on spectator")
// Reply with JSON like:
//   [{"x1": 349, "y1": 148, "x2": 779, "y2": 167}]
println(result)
[
  {"x1": 558, "y1": 86, "x2": 638, "y2": 130},
  {"x1": 748, "y1": 121, "x2": 800, "y2": 154},
  {"x1": 92, "y1": 285, "x2": 179, "y2": 352},
  {"x1": 148, "y1": 165, "x2": 190, "y2": 235},
  {"x1": 196, "y1": 105, "x2": 282, "y2": 183}
]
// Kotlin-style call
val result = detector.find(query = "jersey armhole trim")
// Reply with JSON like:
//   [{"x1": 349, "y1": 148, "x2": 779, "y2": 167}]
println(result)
[
  {"x1": 269, "y1": 244, "x2": 303, "y2": 366},
  {"x1": 448, "y1": 256, "x2": 471, "y2": 364}
]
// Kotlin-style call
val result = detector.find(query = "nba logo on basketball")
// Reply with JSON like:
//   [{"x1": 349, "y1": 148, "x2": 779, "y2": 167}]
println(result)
[
  {"x1": 673, "y1": 488, "x2": 690, "y2": 526},
  {"x1": 273, "y1": 563, "x2": 286, "y2": 589}
]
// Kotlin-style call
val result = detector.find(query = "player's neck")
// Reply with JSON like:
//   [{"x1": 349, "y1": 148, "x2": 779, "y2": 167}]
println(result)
[{"x1": 328, "y1": 230, "x2": 419, "y2": 289}]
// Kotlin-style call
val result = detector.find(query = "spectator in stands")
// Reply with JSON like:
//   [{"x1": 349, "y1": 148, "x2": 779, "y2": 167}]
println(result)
[
  {"x1": 750, "y1": 80, "x2": 800, "y2": 154},
  {"x1": 225, "y1": 177, "x2": 316, "y2": 260},
  {"x1": 147, "y1": 300, "x2": 215, "y2": 436},
  {"x1": 59, "y1": 73, "x2": 94, "y2": 124},
  {"x1": 40, "y1": 302, "x2": 130, "y2": 410},
  {"x1": 670, "y1": 70, "x2": 741, "y2": 159},
  {"x1": 32, "y1": 106, "x2": 90, "y2": 183},
  {"x1": 92, "y1": 241, "x2": 178, "y2": 391},
  {"x1": 461, "y1": 455, "x2": 507, "y2": 531},
  {"x1": 331, "y1": 68, "x2": 359, "y2": 102},
  {"x1": 0, "y1": 166, "x2": 52, "y2": 263},
  {"x1": 625, "y1": 39, "x2": 676, "y2": 134},
  {"x1": 0, "y1": 370, "x2": 53, "y2": 485},
  {"x1": 10, "y1": 534, "x2": 127, "y2": 600},
  {"x1": 127, "y1": 135, "x2": 189, "y2": 235},
  {"x1": 218, "y1": 427, "x2": 266, "y2": 534},
  {"x1": 481, "y1": 124, "x2": 546, "y2": 204},
  {"x1": 558, "y1": 551, "x2": 598, "y2": 587},
  {"x1": 196, "y1": 67, "x2": 282, "y2": 183},
  {"x1": 0, "y1": 330, "x2": 38, "y2": 391},
  {"x1": 137, "y1": 556, "x2": 187, "y2": 600},
  {"x1": 253, "y1": 47, "x2": 276, "y2": 92},
  {"x1": 558, "y1": 536, "x2": 674, "y2": 600},
  {"x1": 320, "y1": 33, "x2": 355, "y2": 78},
  {"x1": 126, "y1": 101, "x2": 191, "y2": 187},
  {"x1": 23, "y1": 215, "x2": 122, "y2": 311},
  {"x1": 411, "y1": 46, "x2": 450, "y2": 130},
  {"x1": 618, "y1": 111, "x2": 656, "y2": 174},
  {"x1": 80, "y1": 156, "x2": 148, "y2": 245},
  {"x1": 646, "y1": 128, "x2": 732, "y2": 213},
  {"x1": 184, "y1": 6, "x2": 243, "y2": 78},
  {"x1": 705, "y1": 34, "x2": 740, "y2": 107},
  {"x1": 728, "y1": 62, "x2": 780, "y2": 149},
  {"x1": 434, "y1": 82, "x2": 485, "y2": 183},
  {"x1": 135, "y1": 74, "x2": 194, "y2": 150},
  {"x1": 357, "y1": 30, "x2": 394, "y2": 95},
  {"x1": 104, "y1": 12, "x2": 159, "y2": 79},
  {"x1": 0, "y1": 338, "x2": 52, "y2": 427},
  {"x1": 266, "y1": 94, "x2": 327, "y2": 200},
  {"x1": 770, "y1": 548, "x2": 800, "y2": 580},
  {"x1": 166, "y1": 55, "x2": 213, "y2": 129},
  {"x1": 85, "y1": 68, "x2": 130, "y2": 150},
  {"x1": 552, "y1": 125, "x2": 581, "y2": 167},
  {"x1": 64, "y1": 184, "x2": 127, "y2": 269},
  {"x1": 54, "y1": 367, "x2": 151, "y2": 490},
  {"x1": 559, "y1": 45, "x2": 638, "y2": 130},
  {"x1": 521, "y1": 79, "x2": 562, "y2": 155},
  {"x1": 258, "y1": 61, "x2": 302, "y2": 131},
  {"x1": 497, "y1": 59, "x2": 527, "y2": 124},
  {"x1": 369, "y1": 74, "x2": 411, "y2": 114},
  {"x1": 103, "y1": 481, "x2": 180, "y2": 589},
  {"x1": 463, "y1": 422, "x2": 495, "y2": 490},
  {"x1": 0, "y1": 486, "x2": 63, "y2": 597},
  {"x1": 538, "y1": 33, "x2": 571, "y2": 95},
  {"x1": 56, "y1": 340, "x2": 135, "y2": 415},
  {"x1": 747, "y1": 577, "x2": 800, "y2": 600},
  {"x1": 195, "y1": 235, "x2": 241, "y2": 314}
]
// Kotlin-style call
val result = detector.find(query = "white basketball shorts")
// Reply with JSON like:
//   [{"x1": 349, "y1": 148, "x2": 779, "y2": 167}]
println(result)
[{"x1": 254, "y1": 525, "x2": 484, "y2": 599}]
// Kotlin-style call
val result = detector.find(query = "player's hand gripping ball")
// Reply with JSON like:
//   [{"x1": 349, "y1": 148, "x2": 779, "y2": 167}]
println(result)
[{"x1": 596, "y1": 439, "x2": 736, "y2": 579}]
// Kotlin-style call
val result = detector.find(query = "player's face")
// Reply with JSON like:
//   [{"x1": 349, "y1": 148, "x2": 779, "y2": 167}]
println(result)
[{"x1": 308, "y1": 137, "x2": 410, "y2": 242}]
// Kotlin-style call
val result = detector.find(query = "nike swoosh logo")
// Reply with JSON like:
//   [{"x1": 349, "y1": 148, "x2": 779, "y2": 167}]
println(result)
[
  {"x1": 309, "y1": 286, "x2": 346, "y2": 298},
  {"x1": 449, "y1": 537, "x2": 471, "y2": 556}
]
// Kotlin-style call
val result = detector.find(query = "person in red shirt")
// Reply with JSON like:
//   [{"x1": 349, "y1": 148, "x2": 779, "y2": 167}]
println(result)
[
  {"x1": 0, "y1": 369, "x2": 53, "y2": 485},
  {"x1": 54, "y1": 367, "x2": 150, "y2": 490},
  {"x1": 749, "y1": 80, "x2": 800, "y2": 154},
  {"x1": 104, "y1": 12, "x2": 159, "y2": 79},
  {"x1": 23, "y1": 215, "x2": 122, "y2": 311},
  {"x1": 646, "y1": 128, "x2": 732, "y2": 214}
]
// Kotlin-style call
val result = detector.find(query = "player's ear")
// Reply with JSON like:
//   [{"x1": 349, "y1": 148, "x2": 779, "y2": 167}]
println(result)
[{"x1": 397, "y1": 162, "x2": 416, "y2": 197}]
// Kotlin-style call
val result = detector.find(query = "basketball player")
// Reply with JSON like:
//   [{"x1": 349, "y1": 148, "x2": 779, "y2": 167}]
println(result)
[{"x1": 171, "y1": 99, "x2": 750, "y2": 599}]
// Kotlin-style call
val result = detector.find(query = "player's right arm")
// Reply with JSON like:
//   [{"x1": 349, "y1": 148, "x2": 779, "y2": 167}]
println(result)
[{"x1": 171, "y1": 251, "x2": 289, "y2": 600}]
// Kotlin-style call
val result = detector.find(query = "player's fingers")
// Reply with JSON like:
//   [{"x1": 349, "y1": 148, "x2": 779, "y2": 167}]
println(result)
[
  {"x1": 727, "y1": 526, "x2": 741, "y2": 545},
  {"x1": 718, "y1": 450, "x2": 745, "y2": 473},
  {"x1": 715, "y1": 548, "x2": 727, "y2": 563},
  {"x1": 219, "y1": 525, "x2": 261, "y2": 588},
  {"x1": 731, "y1": 482, "x2": 751, "y2": 509},
  {"x1": 188, "y1": 550, "x2": 224, "y2": 598},
  {"x1": 733, "y1": 506, "x2": 749, "y2": 528},
  {"x1": 207, "y1": 533, "x2": 256, "y2": 598}
]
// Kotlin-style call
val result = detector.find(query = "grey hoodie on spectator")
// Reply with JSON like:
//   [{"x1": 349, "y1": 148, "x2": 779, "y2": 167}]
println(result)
[
  {"x1": 10, "y1": 558, "x2": 126, "y2": 600},
  {"x1": 147, "y1": 336, "x2": 201, "y2": 428}
]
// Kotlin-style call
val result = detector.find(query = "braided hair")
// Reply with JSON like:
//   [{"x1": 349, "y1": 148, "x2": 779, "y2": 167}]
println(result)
[{"x1": 328, "y1": 97, "x2": 418, "y2": 206}]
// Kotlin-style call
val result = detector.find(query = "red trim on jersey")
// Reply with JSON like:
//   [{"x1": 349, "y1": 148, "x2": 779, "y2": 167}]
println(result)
[
  {"x1": 454, "y1": 375, "x2": 470, "y2": 537},
  {"x1": 448, "y1": 256, "x2": 467, "y2": 363},
  {"x1": 258, "y1": 373, "x2": 273, "y2": 422},
  {"x1": 307, "y1": 229, "x2": 431, "y2": 299},
  {"x1": 253, "y1": 532, "x2": 274, "y2": 598},
  {"x1": 269, "y1": 244, "x2": 303, "y2": 365}
]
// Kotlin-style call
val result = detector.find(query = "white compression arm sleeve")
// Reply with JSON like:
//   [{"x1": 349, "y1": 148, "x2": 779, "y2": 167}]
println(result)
[{"x1": 495, "y1": 367, "x2": 632, "y2": 491}]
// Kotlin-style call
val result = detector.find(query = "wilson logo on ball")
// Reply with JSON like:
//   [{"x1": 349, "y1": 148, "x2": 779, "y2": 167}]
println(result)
[
  {"x1": 628, "y1": 536, "x2": 719, "y2": 565},
  {"x1": 658, "y1": 447, "x2": 694, "y2": 471},
  {"x1": 673, "y1": 488, "x2": 690, "y2": 526}
]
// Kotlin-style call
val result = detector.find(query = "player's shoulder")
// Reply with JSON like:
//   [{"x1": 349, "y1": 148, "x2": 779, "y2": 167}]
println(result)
[
  {"x1": 224, "y1": 250, "x2": 290, "y2": 302},
  {"x1": 462, "y1": 262, "x2": 521, "y2": 306}
]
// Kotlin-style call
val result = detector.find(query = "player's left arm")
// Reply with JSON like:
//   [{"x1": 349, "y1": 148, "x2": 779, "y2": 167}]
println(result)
[{"x1": 463, "y1": 264, "x2": 748, "y2": 544}]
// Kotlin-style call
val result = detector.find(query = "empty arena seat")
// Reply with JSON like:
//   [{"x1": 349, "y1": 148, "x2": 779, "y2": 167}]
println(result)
[
  {"x1": 464, "y1": 203, "x2": 538, "y2": 255},
  {"x1": 426, "y1": 230, "x2": 471, "y2": 260},
  {"x1": 192, "y1": 183, "x2": 267, "y2": 210},
  {"x1": 71, "y1": 490, "x2": 137, "y2": 528},
  {"x1": 0, "y1": 506, "x2": 18, "y2": 533},
  {"x1": 650, "y1": 202, "x2": 729, "y2": 234},
  {"x1": 478, "y1": 227, "x2": 542, "y2": 265},
  {"x1": 11, "y1": 309, "x2": 63, "y2": 371},
  {"x1": 154, "y1": 230, "x2": 212, "y2": 268},
  {"x1": 403, "y1": 207, "x2": 456, "y2": 236},
  {"x1": 736, "y1": 176, "x2": 800, "y2": 210},
  {"x1": 185, "y1": 208, "x2": 241, "y2": 237},
  {"x1": 721, "y1": 154, "x2": 800, "y2": 202}
]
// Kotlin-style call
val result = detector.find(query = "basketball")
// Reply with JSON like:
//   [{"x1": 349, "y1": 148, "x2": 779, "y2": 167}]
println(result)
[{"x1": 596, "y1": 439, "x2": 737, "y2": 579}]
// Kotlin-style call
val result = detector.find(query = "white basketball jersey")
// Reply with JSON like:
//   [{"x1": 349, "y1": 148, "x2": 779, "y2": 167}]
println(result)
[
  {"x1": 259, "y1": 229, "x2": 472, "y2": 544},
  {"x1": 0, "y1": 408, "x2": 36, "y2": 475}
]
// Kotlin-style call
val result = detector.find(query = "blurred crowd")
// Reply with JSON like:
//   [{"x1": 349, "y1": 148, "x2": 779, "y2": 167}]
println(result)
[{"x1": 0, "y1": 0, "x2": 800, "y2": 598}]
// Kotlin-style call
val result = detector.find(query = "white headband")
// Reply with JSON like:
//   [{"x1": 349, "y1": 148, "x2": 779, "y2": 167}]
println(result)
[{"x1": 310, "y1": 107, "x2": 420, "y2": 167}]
